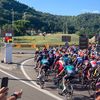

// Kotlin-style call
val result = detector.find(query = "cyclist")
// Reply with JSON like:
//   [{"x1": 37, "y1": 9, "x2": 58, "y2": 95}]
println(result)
[
  {"x1": 95, "y1": 78, "x2": 100, "y2": 100},
  {"x1": 34, "y1": 48, "x2": 39, "y2": 61},
  {"x1": 37, "y1": 54, "x2": 49, "y2": 79},
  {"x1": 48, "y1": 49, "x2": 55, "y2": 69},
  {"x1": 54, "y1": 57, "x2": 64, "y2": 74},
  {"x1": 82, "y1": 60, "x2": 91, "y2": 80},
  {"x1": 89, "y1": 57, "x2": 97, "y2": 78},
  {"x1": 74, "y1": 54, "x2": 83, "y2": 69},
  {"x1": 56, "y1": 60, "x2": 76, "y2": 92},
  {"x1": 34, "y1": 51, "x2": 43, "y2": 69},
  {"x1": 63, "y1": 53, "x2": 72, "y2": 65}
]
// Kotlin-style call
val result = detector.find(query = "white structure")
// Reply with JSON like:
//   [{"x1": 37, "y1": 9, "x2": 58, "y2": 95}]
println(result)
[{"x1": 2, "y1": 43, "x2": 12, "y2": 63}]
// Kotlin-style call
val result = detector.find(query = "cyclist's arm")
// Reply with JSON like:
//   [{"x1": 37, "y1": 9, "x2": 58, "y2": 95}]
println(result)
[
  {"x1": 73, "y1": 58, "x2": 77, "y2": 64},
  {"x1": 7, "y1": 89, "x2": 22, "y2": 100},
  {"x1": 78, "y1": 63, "x2": 82, "y2": 68}
]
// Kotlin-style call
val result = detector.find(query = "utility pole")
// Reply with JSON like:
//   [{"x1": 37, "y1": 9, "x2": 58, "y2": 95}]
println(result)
[
  {"x1": 0, "y1": 27, "x2": 1, "y2": 37},
  {"x1": 66, "y1": 21, "x2": 68, "y2": 34},
  {"x1": 23, "y1": 12, "x2": 27, "y2": 21},
  {"x1": 63, "y1": 18, "x2": 68, "y2": 34},
  {"x1": 12, "y1": 9, "x2": 14, "y2": 36},
  {"x1": 0, "y1": 27, "x2": 3, "y2": 42}
]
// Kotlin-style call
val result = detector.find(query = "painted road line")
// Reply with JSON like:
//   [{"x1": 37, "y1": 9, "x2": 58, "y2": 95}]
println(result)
[
  {"x1": 21, "y1": 58, "x2": 40, "y2": 88},
  {"x1": 0, "y1": 68, "x2": 63, "y2": 100},
  {"x1": 20, "y1": 58, "x2": 63, "y2": 100},
  {"x1": 0, "y1": 64, "x2": 12, "y2": 70}
]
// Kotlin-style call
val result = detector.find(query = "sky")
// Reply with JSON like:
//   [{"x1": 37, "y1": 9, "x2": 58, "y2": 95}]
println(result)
[{"x1": 17, "y1": 0, "x2": 100, "y2": 16}]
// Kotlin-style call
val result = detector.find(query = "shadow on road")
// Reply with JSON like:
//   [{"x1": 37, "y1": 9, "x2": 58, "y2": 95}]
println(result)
[
  {"x1": 0, "y1": 77, "x2": 37, "y2": 82},
  {"x1": 72, "y1": 94, "x2": 94, "y2": 100}
]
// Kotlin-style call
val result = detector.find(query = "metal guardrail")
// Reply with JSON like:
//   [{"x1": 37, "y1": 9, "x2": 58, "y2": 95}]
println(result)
[{"x1": 13, "y1": 43, "x2": 64, "y2": 49}]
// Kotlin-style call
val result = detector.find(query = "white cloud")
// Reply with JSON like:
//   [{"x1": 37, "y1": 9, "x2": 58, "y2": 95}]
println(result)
[
  {"x1": 92, "y1": 10, "x2": 100, "y2": 13},
  {"x1": 81, "y1": 9, "x2": 100, "y2": 14}
]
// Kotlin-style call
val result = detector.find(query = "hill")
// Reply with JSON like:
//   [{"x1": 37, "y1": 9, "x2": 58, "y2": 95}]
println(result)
[{"x1": 0, "y1": 0, "x2": 100, "y2": 37}]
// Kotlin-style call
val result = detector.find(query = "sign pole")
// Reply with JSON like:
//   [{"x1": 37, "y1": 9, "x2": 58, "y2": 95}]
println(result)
[{"x1": 1, "y1": 32, "x2": 13, "y2": 64}]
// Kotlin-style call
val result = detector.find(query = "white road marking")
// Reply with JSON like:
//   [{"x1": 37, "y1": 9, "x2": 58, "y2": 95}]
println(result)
[
  {"x1": 20, "y1": 58, "x2": 63, "y2": 100},
  {"x1": 0, "y1": 64, "x2": 12, "y2": 70},
  {"x1": 0, "y1": 68, "x2": 62, "y2": 100},
  {"x1": 21, "y1": 59, "x2": 40, "y2": 88}
]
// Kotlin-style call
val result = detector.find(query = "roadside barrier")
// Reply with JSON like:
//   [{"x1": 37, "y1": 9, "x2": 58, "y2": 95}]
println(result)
[{"x1": 13, "y1": 43, "x2": 64, "y2": 49}]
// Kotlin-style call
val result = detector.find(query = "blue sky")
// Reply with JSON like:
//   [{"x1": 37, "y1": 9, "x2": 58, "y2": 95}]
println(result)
[{"x1": 17, "y1": 0, "x2": 100, "y2": 16}]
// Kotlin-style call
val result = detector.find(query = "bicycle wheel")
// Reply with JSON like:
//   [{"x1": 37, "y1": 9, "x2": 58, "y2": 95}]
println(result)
[
  {"x1": 39, "y1": 69, "x2": 45, "y2": 89},
  {"x1": 58, "y1": 83, "x2": 63, "y2": 95},
  {"x1": 64, "y1": 84, "x2": 73, "y2": 100},
  {"x1": 65, "y1": 93, "x2": 73, "y2": 100},
  {"x1": 40, "y1": 80, "x2": 45, "y2": 89},
  {"x1": 88, "y1": 81, "x2": 96, "y2": 96}
]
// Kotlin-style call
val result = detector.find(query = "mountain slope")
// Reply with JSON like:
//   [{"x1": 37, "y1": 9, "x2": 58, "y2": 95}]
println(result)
[{"x1": 0, "y1": 0, "x2": 100, "y2": 36}]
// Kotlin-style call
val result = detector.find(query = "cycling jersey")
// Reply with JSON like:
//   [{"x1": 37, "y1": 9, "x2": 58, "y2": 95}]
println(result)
[
  {"x1": 97, "y1": 61, "x2": 100, "y2": 65},
  {"x1": 84, "y1": 60, "x2": 89, "y2": 66},
  {"x1": 78, "y1": 51, "x2": 84, "y2": 57},
  {"x1": 48, "y1": 54, "x2": 55, "y2": 66},
  {"x1": 55, "y1": 60, "x2": 64, "y2": 72},
  {"x1": 77, "y1": 56, "x2": 83, "y2": 63},
  {"x1": 64, "y1": 64, "x2": 75, "y2": 75},
  {"x1": 90, "y1": 60, "x2": 97, "y2": 68},
  {"x1": 41, "y1": 59, "x2": 49, "y2": 65},
  {"x1": 63, "y1": 56, "x2": 69, "y2": 65}
]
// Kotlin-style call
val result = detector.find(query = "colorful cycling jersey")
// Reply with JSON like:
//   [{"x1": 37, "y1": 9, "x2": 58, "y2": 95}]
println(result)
[
  {"x1": 90, "y1": 60, "x2": 97, "y2": 67},
  {"x1": 97, "y1": 61, "x2": 100, "y2": 65},
  {"x1": 77, "y1": 57, "x2": 83, "y2": 63},
  {"x1": 64, "y1": 65, "x2": 75, "y2": 74},
  {"x1": 41, "y1": 59, "x2": 49, "y2": 65},
  {"x1": 55, "y1": 60, "x2": 64, "y2": 72},
  {"x1": 78, "y1": 51, "x2": 84, "y2": 57},
  {"x1": 63, "y1": 56, "x2": 69, "y2": 65}
]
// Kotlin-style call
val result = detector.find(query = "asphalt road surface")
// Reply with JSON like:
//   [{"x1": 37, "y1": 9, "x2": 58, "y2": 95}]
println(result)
[{"x1": 0, "y1": 48, "x2": 94, "y2": 100}]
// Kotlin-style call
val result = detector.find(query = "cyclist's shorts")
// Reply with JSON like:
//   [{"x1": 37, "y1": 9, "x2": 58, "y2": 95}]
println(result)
[{"x1": 65, "y1": 74, "x2": 75, "y2": 81}]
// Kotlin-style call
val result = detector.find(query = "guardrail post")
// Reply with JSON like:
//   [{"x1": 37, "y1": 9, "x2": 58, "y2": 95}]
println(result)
[
  {"x1": 16, "y1": 43, "x2": 21, "y2": 48},
  {"x1": 45, "y1": 44, "x2": 49, "y2": 49},
  {"x1": 31, "y1": 44, "x2": 36, "y2": 48}
]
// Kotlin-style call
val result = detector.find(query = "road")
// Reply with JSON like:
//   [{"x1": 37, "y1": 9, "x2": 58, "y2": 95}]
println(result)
[{"x1": 0, "y1": 48, "x2": 93, "y2": 100}]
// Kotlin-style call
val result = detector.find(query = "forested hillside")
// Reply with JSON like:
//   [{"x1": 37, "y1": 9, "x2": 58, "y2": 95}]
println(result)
[{"x1": 0, "y1": 0, "x2": 100, "y2": 36}]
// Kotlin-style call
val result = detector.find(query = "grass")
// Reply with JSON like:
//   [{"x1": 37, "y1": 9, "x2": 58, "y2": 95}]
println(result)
[{"x1": 13, "y1": 34, "x2": 79, "y2": 45}]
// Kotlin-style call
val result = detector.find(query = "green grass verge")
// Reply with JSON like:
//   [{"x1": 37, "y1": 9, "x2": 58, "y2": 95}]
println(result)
[{"x1": 13, "y1": 34, "x2": 79, "y2": 45}]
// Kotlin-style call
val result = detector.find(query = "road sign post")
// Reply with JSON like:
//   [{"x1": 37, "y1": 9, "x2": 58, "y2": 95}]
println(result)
[
  {"x1": 62, "y1": 36, "x2": 71, "y2": 42},
  {"x1": 62, "y1": 36, "x2": 71, "y2": 48},
  {"x1": 1, "y1": 32, "x2": 13, "y2": 64},
  {"x1": 4, "y1": 32, "x2": 13, "y2": 43},
  {"x1": 79, "y1": 34, "x2": 89, "y2": 49},
  {"x1": 2, "y1": 43, "x2": 12, "y2": 64}
]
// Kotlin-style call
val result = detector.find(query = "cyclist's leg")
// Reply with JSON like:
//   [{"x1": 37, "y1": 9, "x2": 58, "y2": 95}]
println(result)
[
  {"x1": 35, "y1": 57, "x2": 41, "y2": 69},
  {"x1": 37, "y1": 64, "x2": 43, "y2": 78},
  {"x1": 62, "y1": 74, "x2": 68, "y2": 91}
]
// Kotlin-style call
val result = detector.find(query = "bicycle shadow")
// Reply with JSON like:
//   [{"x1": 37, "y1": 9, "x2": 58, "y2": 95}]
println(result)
[
  {"x1": 72, "y1": 94, "x2": 94, "y2": 100},
  {"x1": 73, "y1": 84, "x2": 89, "y2": 91}
]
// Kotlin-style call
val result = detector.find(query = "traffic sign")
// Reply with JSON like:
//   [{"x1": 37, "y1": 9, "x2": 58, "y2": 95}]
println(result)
[
  {"x1": 95, "y1": 33, "x2": 100, "y2": 42},
  {"x1": 96, "y1": 44, "x2": 100, "y2": 52},
  {"x1": 79, "y1": 35, "x2": 89, "y2": 49},
  {"x1": 4, "y1": 33, "x2": 12, "y2": 43},
  {"x1": 62, "y1": 36, "x2": 71, "y2": 42},
  {"x1": 98, "y1": 36, "x2": 100, "y2": 45}
]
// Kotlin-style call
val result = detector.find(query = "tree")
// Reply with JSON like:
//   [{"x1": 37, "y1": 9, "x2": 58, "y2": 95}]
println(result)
[{"x1": 13, "y1": 20, "x2": 30, "y2": 36}]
